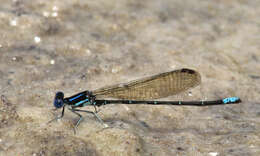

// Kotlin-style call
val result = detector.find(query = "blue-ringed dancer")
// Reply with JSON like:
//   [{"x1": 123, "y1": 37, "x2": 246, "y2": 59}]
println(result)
[{"x1": 48, "y1": 68, "x2": 241, "y2": 133}]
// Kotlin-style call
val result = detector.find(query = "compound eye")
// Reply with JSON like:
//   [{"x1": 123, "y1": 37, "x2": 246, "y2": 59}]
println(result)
[{"x1": 53, "y1": 92, "x2": 64, "y2": 108}]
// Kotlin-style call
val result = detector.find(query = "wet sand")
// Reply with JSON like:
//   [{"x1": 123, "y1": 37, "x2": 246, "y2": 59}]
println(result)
[{"x1": 0, "y1": 0, "x2": 260, "y2": 155}]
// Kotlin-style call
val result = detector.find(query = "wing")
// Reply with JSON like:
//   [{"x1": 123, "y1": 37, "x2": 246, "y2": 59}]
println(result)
[{"x1": 93, "y1": 68, "x2": 201, "y2": 100}]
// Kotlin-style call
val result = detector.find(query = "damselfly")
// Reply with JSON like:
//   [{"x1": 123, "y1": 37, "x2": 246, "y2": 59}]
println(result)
[{"x1": 49, "y1": 68, "x2": 241, "y2": 133}]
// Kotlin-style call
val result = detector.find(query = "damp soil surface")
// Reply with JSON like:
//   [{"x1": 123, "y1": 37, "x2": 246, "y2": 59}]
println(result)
[{"x1": 0, "y1": 0, "x2": 260, "y2": 155}]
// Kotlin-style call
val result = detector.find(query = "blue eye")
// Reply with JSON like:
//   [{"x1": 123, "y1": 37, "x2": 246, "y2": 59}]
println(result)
[{"x1": 54, "y1": 92, "x2": 64, "y2": 108}]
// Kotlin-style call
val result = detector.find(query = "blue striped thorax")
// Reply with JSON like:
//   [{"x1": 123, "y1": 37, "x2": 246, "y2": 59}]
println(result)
[{"x1": 64, "y1": 91, "x2": 95, "y2": 107}]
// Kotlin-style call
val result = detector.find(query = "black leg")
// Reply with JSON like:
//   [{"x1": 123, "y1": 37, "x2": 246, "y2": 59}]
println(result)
[
  {"x1": 68, "y1": 107, "x2": 83, "y2": 134},
  {"x1": 93, "y1": 103, "x2": 102, "y2": 114},
  {"x1": 94, "y1": 104, "x2": 98, "y2": 113},
  {"x1": 48, "y1": 105, "x2": 65, "y2": 124},
  {"x1": 70, "y1": 108, "x2": 107, "y2": 126}
]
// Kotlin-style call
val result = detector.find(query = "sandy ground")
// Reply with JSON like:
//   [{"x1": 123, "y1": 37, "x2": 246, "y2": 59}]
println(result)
[{"x1": 0, "y1": 0, "x2": 260, "y2": 155}]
